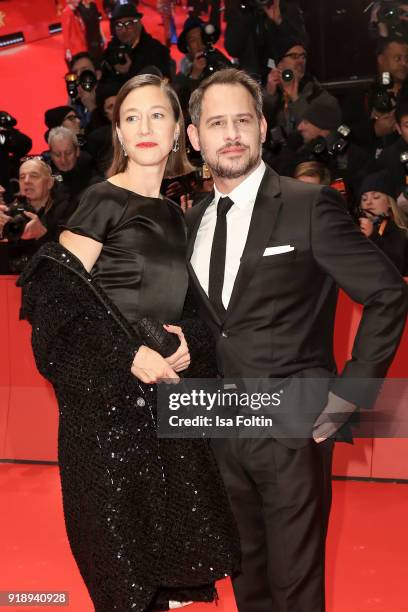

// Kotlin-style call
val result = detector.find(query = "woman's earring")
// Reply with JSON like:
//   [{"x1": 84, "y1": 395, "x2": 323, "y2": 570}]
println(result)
[
  {"x1": 172, "y1": 134, "x2": 179, "y2": 153},
  {"x1": 118, "y1": 136, "x2": 128, "y2": 157}
]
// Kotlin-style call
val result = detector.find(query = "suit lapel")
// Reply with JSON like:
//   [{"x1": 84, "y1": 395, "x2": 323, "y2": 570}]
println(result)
[
  {"x1": 225, "y1": 167, "x2": 282, "y2": 322},
  {"x1": 186, "y1": 191, "x2": 222, "y2": 325}
]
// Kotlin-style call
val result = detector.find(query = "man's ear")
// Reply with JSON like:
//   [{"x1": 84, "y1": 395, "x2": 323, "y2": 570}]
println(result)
[
  {"x1": 187, "y1": 123, "x2": 201, "y2": 152},
  {"x1": 96, "y1": 69, "x2": 102, "y2": 81},
  {"x1": 396, "y1": 122, "x2": 402, "y2": 136},
  {"x1": 260, "y1": 114, "x2": 268, "y2": 144}
]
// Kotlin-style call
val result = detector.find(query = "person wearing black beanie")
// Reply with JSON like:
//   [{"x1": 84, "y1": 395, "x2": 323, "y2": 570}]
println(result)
[{"x1": 357, "y1": 170, "x2": 408, "y2": 274}]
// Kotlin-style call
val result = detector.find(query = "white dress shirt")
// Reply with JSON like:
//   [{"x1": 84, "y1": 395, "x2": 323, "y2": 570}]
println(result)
[{"x1": 190, "y1": 161, "x2": 266, "y2": 309}]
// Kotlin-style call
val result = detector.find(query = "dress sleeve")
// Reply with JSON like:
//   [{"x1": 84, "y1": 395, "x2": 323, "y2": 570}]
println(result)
[{"x1": 63, "y1": 183, "x2": 127, "y2": 243}]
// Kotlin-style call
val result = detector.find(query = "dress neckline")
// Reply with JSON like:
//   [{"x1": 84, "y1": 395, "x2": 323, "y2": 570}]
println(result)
[{"x1": 106, "y1": 179, "x2": 164, "y2": 202}]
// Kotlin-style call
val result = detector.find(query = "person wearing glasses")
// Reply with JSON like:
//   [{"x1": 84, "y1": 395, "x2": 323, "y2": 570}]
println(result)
[
  {"x1": 102, "y1": 1, "x2": 173, "y2": 82},
  {"x1": 263, "y1": 34, "x2": 341, "y2": 140},
  {"x1": 44, "y1": 106, "x2": 83, "y2": 143}
]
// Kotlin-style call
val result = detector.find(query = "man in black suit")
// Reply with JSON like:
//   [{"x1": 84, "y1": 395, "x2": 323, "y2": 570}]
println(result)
[{"x1": 186, "y1": 68, "x2": 408, "y2": 612}]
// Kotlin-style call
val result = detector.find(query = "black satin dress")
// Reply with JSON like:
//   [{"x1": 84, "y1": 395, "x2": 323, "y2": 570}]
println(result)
[
  {"x1": 49, "y1": 180, "x2": 240, "y2": 611},
  {"x1": 65, "y1": 180, "x2": 189, "y2": 326}
]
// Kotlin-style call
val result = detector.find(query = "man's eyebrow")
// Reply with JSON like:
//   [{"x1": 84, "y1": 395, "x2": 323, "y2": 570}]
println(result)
[{"x1": 205, "y1": 112, "x2": 254, "y2": 124}]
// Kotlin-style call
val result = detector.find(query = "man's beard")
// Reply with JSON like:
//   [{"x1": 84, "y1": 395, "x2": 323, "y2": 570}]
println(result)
[{"x1": 201, "y1": 139, "x2": 262, "y2": 180}]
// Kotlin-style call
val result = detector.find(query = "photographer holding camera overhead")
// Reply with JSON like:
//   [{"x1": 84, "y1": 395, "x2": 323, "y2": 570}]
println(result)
[
  {"x1": 224, "y1": 0, "x2": 307, "y2": 84},
  {"x1": 101, "y1": 1, "x2": 173, "y2": 83}
]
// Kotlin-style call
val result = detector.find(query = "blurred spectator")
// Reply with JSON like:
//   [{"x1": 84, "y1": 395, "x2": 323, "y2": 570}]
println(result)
[
  {"x1": 342, "y1": 38, "x2": 408, "y2": 154},
  {"x1": 86, "y1": 81, "x2": 121, "y2": 174},
  {"x1": 157, "y1": 0, "x2": 177, "y2": 47},
  {"x1": 357, "y1": 170, "x2": 408, "y2": 275},
  {"x1": 62, "y1": 0, "x2": 87, "y2": 65},
  {"x1": 44, "y1": 106, "x2": 83, "y2": 143},
  {"x1": 370, "y1": 2, "x2": 408, "y2": 41},
  {"x1": 0, "y1": 111, "x2": 32, "y2": 202},
  {"x1": 263, "y1": 35, "x2": 339, "y2": 138},
  {"x1": 295, "y1": 99, "x2": 369, "y2": 198},
  {"x1": 77, "y1": 0, "x2": 105, "y2": 63},
  {"x1": 224, "y1": 0, "x2": 306, "y2": 83},
  {"x1": 102, "y1": 2, "x2": 173, "y2": 82},
  {"x1": 174, "y1": 17, "x2": 231, "y2": 111},
  {"x1": 375, "y1": 96, "x2": 408, "y2": 202},
  {"x1": 293, "y1": 160, "x2": 331, "y2": 186},
  {"x1": 48, "y1": 127, "x2": 99, "y2": 201}
]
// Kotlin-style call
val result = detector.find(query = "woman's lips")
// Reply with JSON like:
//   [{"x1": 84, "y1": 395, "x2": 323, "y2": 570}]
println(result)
[{"x1": 136, "y1": 142, "x2": 158, "y2": 148}]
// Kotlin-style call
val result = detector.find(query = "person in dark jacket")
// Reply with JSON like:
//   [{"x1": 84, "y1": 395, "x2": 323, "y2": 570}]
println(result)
[
  {"x1": 102, "y1": 1, "x2": 173, "y2": 82},
  {"x1": 358, "y1": 170, "x2": 408, "y2": 275}
]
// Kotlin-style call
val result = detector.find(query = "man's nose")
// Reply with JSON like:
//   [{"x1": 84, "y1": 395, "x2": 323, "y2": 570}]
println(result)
[{"x1": 223, "y1": 119, "x2": 240, "y2": 140}]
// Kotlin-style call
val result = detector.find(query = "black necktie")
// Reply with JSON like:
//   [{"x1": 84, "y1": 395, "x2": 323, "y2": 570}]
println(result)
[{"x1": 208, "y1": 196, "x2": 234, "y2": 317}]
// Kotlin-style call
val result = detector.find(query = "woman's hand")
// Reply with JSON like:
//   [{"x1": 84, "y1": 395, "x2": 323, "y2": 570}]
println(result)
[
  {"x1": 359, "y1": 217, "x2": 374, "y2": 238},
  {"x1": 163, "y1": 324, "x2": 191, "y2": 372},
  {"x1": 131, "y1": 345, "x2": 180, "y2": 384}
]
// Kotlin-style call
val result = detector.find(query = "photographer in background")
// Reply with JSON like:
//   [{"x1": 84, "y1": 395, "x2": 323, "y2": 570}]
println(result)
[
  {"x1": 370, "y1": 1, "x2": 408, "y2": 41},
  {"x1": 342, "y1": 37, "x2": 408, "y2": 154},
  {"x1": 0, "y1": 158, "x2": 76, "y2": 273},
  {"x1": 375, "y1": 96, "x2": 408, "y2": 207},
  {"x1": 224, "y1": 0, "x2": 307, "y2": 84},
  {"x1": 102, "y1": 1, "x2": 173, "y2": 82},
  {"x1": 263, "y1": 36, "x2": 338, "y2": 137},
  {"x1": 67, "y1": 52, "x2": 103, "y2": 133},
  {"x1": 174, "y1": 17, "x2": 231, "y2": 111},
  {"x1": 0, "y1": 111, "x2": 32, "y2": 202},
  {"x1": 357, "y1": 170, "x2": 408, "y2": 275}
]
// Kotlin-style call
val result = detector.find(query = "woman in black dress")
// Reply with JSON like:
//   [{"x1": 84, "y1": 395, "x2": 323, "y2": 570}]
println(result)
[{"x1": 18, "y1": 75, "x2": 239, "y2": 611}]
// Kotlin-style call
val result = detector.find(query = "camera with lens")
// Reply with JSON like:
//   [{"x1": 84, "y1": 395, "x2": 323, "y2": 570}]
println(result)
[
  {"x1": 377, "y1": 1, "x2": 408, "y2": 37},
  {"x1": 311, "y1": 125, "x2": 351, "y2": 161},
  {"x1": 0, "y1": 111, "x2": 17, "y2": 148},
  {"x1": 355, "y1": 207, "x2": 389, "y2": 227},
  {"x1": 65, "y1": 70, "x2": 98, "y2": 104},
  {"x1": 198, "y1": 23, "x2": 231, "y2": 78},
  {"x1": 2, "y1": 195, "x2": 35, "y2": 242},
  {"x1": 102, "y1": 43, "x2": 131, "y2": 72},
  {"x1": 370, "y1": 72, "x2": 396, "y2": 114}
]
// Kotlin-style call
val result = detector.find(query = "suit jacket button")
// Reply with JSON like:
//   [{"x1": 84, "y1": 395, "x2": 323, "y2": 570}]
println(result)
[{"x1": 221, "y1": 331, "x2": 228, "y2": 338}]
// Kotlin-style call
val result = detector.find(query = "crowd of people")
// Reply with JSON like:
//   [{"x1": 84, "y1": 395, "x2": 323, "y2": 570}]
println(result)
[{"x1": 1, "y1": 0, "x2": 408, "y2": 274}]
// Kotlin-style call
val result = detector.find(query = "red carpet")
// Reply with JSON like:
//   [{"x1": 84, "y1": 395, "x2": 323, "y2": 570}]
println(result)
[
  {"x1": 1, "y1": 463, "x2": 408, "y2": 612},
  {"x1": 0, "y1": 0, "x2": 220, "y2": 153}
]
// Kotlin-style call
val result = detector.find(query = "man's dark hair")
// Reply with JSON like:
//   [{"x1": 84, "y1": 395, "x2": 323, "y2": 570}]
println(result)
[
  {"x1": 376, "y1": 36, "x2": 408, "y2": 56},
  {"x1": 69, "y1": 52, "x2": 98, "y2": 72}
]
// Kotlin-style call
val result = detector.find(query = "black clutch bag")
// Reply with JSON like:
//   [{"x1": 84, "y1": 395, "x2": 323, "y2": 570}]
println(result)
[{"x1": 135, "y1": 317, "x2": 180, "y2": 358}]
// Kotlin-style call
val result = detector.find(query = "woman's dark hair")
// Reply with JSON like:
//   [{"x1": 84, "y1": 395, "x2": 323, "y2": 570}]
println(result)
[{"x1": 108, "y1": 74, "x2": 194, "y2": 179}]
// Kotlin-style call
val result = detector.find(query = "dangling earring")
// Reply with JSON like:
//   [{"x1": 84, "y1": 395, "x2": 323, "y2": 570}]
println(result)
[
  {"x1": 118, "y1": 134, "x2": 128, "y2": 157},
  {"x1": 172, "y1": 134, "x2": 179, "y2": 153}
]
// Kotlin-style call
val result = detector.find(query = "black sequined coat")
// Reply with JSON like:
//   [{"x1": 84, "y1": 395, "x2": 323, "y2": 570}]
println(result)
[{"x1": 17, "y1": 243, "x2": 240, "y2": 612}]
